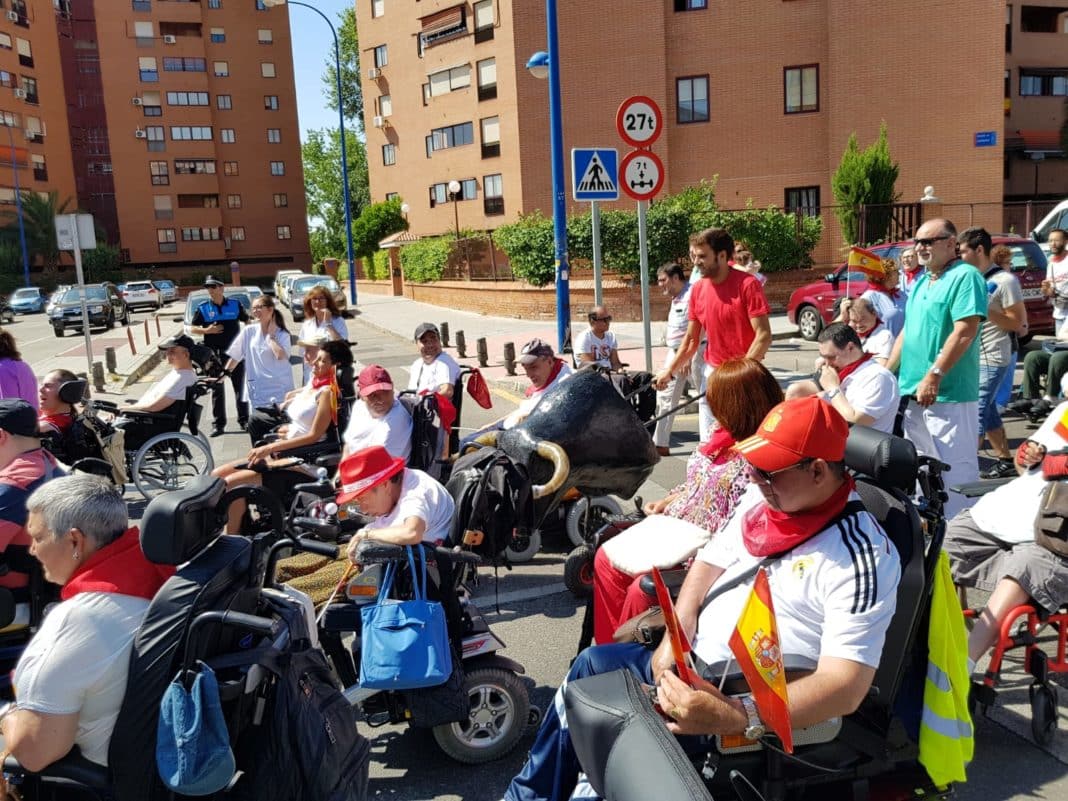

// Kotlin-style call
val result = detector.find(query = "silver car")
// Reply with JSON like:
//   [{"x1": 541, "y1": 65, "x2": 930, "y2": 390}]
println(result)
[
  {"x1": 288, "y1": 276, "x2": 348, "y2": 322},
  {"x1": 177, "y1": 287, "x2": 253, "y2": 338}
]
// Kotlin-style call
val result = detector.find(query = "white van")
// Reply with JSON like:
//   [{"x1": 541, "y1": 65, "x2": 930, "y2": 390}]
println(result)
[
  {"x1": 1032, "y1": 199, "x2": 1068, "y2": 255},
  {"x1": 273, "y1": 269, "x2": 305, "y2": 301}
]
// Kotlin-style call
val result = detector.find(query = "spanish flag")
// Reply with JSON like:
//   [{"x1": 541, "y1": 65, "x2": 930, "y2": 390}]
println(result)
[
  {"x1": 847, "y1": 246, "x2": 886, "y2": 279},
  {"x1": 727, "y1": 568, "x2": 793, "y2": 752},
  {"x1": 1055, "y1": 406, "x2": 1068, "y2": 441}
]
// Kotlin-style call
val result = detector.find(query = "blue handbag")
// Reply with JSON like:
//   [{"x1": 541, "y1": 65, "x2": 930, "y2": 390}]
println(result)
[{"x1": 359, "y1": 545, "x2": 454, "y2": 690}]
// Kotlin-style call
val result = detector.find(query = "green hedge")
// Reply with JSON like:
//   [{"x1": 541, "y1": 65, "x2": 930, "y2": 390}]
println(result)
[{"x1": 400, "y1": 236, "x2": 451, "y2": 283}]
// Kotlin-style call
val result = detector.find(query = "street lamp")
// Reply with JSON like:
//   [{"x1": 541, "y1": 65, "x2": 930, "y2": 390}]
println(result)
[
  {"x1": 0, "y1": 122, "x2": 30, "y2": 287},
  {"x1": 447, "y1": 180, "x2": 461, "y2": 240},
  {"x1": 526, "y1": 0, "x2": 570, "y2": 354},
  {"x1": 263, "y1": 0, "x2": 357, "y2": 308}
]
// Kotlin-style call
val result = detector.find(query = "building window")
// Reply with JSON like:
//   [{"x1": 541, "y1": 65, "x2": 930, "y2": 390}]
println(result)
[
  {"x1": 676, "y1": 75, "x2": 709, "y2": 123},
  {"x1": 174, "y1": 159, "x2": 217, "y2": 175},
  {"x1": 164, "y1": 57, "x2": 206, "y2": 72},
  {"x1": 428, "y1": 178, "x2": 476, "y2": 207},
  {"x1": 382, "y1": 143, "x2": 396, "y2": 165},
  {"x1": 213, "y1": 61, "x2": 229, "y2": 77},
  {"x1": 261, "y1": 62, "x2": 276, "y2": 78},
  {"x1": 480, "y1": 116, "x2": 500, "y2": 158},
  {"x1": 674, "y1": 0, "x2": 707, "y2": 9},
  {"x1": 132, "y1": 0, "x2": 151, "y2": 10},
  {"x1": 1020, "y1": 4, "x2": 1068, "y2": 32},
  {"x1": 371, "y1": 0, "x2": 384, "y2": 18},
  {"x1": 264, "y1": 94, "x2": 278, "y2": 110},
  {"x1": 385, "y1": 192, "x2": 399, "y2": 201},
  {"x1": 784, "y1": 64, "x2": 819, "y2": 113},
  {"x1": 257, "y1": 28, "x2": 272, "y2": 43},
  {"x1": 231, "y1": 226, "x2": 246, "y2": 241},
  {"x1": 138, "y1": 56, "x2": 158, "y2": 82},
  {"x1": 265, "y1": 128, "x2": 280, "y2": 143},
  {"x1": 426, "y1": 63, "x2": 471, "y2": 98},
  {"x1": 141, "y1": 90, "x2": 162, "y2": 116},
  {"x1": 273, "y1": 193, "x2": 287, "y2": 207},
  {"x1": 133, "y1": 21, "x2": 154, "y2": 45},
  {"x1": 170, "y1": 126, "x2": 213, "y2": 141},
  {"x1": 223, "y1": 160, "x2": 238, "y2": 175},
  {"x1": 419, "y1": 5, "x2": 467, "y2": 49},
  {"x1": 426, "y1": 121, "x2": 474, "y2": 156},
  {"x1": 227, "y1": 193, "x2": 241, "y2": 209},
  {"x1": 476, "y1": 57, "x2": 496, "y2": 101},
  {"x1": 220, "y1": 128, "x2": 235, "y2": 143},
  {"x1": 166, "y1": 91, "x2": 209, "y2": 106},
  {"x1": 473, "y1": 0, "x2": 494, "y2": 42},
  {"x1": 276, "y1": 225, "x2": 291, "y2": 240},
  {"x1": 154, "y1": 195, "x2": 173, "y2": 220},
  {"x1": 182, "y1": 227, "x2": 221, "y2": 242},
  {"x1": 208, "y1": 0, "x2": 221, "y2": 8},
  {"x1": 374, "y1": 44, "x2": 388, "y2": 68},
  {"x1": 13, "y1": 37, "x2": 30, "y2": 69},
  {"x1": 19, "y1": 75, "x2": 37, "y2": 104},
  {"x1": 210, "y1": 27, "x2": 225, "y2": 43},
  {"x1": 150, "y1": 160, "x2": 169, "y2": 185},
  {"x1": 484, "y1": 173, "x2": 503, "y2": 215},
  {"x1": 1019, "y1": 68, "x2": 1068, "y2": 96},
  {"x1": 31, "y1": 154, "x2": 46, "y2": 181},
  {"x1": 158, "y1": 228, "x2": 177, "y2": 253},
  {"x1": 785, "y1": 186, "x2": 820, "y2": 217},
  {"x1": 270, "y1": 161, "x2": 285, "y2": 175},
  {"x1": 216, "y1": 93, "x2": 232, "y2": 109},
  {"x1": 146, "y1": 125, "x2": 165, "y2": 152}
]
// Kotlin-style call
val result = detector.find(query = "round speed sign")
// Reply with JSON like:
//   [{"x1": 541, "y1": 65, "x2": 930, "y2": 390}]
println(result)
[{"x1": 616, "y1": 96, "x2": 663, "y2": 148}]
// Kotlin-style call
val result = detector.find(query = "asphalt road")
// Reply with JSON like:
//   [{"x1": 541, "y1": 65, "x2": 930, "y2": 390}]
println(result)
[{"x1": 111, "y1": 307, "x2": 1068, "y2": 801}]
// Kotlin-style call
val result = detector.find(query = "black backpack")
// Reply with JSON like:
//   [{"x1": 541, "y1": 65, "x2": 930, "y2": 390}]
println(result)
[
  {"x1": 445, "y1": 446, "x2": 533, "y2": 561},
  {"x1": 618, "y1": 372, "x2": 656, "y2": 423}
]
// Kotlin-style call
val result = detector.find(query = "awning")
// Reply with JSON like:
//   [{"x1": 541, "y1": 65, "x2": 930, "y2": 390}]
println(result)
[
  {"x1": 1005, "y1": 129, "x2": 1064, "y2": 154},
  {"x1": 420, "y1": 5, "x2": 463, "y2": 37}
]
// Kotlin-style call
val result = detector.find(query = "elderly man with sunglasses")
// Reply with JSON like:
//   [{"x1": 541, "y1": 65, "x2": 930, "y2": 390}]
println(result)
[
  {"x1": 888, "y1": 218, "x2": 987, "y2": 519},
  {"x1": 575, "y1": 305, "x2": 623, "y2": 371}
]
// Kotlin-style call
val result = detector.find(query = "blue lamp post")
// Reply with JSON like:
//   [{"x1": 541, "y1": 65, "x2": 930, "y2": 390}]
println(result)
[
  {"x1": 264, "y1": 0, "x2": 357, "y2": 307},
  {"x1": 526, "y1": 0, "x2": 570, "y2": 354}
]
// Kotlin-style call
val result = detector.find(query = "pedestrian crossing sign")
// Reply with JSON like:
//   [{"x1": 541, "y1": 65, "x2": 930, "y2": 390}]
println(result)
[{"x1": 571, "y1": 148, "x2": 619, "y2": 201}]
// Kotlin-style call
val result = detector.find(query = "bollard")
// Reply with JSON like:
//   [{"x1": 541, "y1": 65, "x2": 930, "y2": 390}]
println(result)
[
  {"x1": 155, "y1": 315, "x2": 162, "y2": 337},
  {"x1": 105, "y1": 347, "x2": 117, "y2": 374},
  {"x1": 91, "y1": 361, "x2": 105, "y2": 392},
  {"x1": 455, "y1": 330, "x2": 467, "y2": 358},
  {"x1": 143, "y1": 319, "x2": 150, "y2": 346},
  {"x1": 127, "y1": 327, "x2": 137, "y2": 355},
  {"x1": 476, "y1": 337, "x2": 488, "y2": 368},
  {"x1": 503, "y1": 342, "x2": 516, "y2": 376},
  {"x1": 439, "y1": 322, "x2": 450, "y2": 348}
]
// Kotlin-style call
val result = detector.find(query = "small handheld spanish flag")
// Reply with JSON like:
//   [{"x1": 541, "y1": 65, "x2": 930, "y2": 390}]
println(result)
[
  {"x1": 1054, "y1": 406, "x2": 1068, "y2": 441},
  {"x1": 847, "y1": 247, "x2": 887, "y2": 279},
  {"x1": 727, "y1": 568, "x2": 793, "y2": 752}
]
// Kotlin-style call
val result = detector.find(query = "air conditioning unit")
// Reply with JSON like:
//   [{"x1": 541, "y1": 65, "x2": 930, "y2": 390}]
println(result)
[
  {"x1": 372, "y1": 115, "x2": 385, "y2": 128},
  {"x1": 134, "y1": 129, "x2": 147, "y2": 139},
  {"x1": 131, "y1": 97, "x2": 143, "y2": 106},
  {"x1": 367, "y1": 67, "x2": 382, "y2": 80},
  {"x1": 13, "y1": 88, "x2": 26, "y2": 99},
  {"x1": 163, "y1": 34, "x2": 177, "y2": 44},
  {"x1": 5, "y1": 11, "x2": 18, "y2": 21}
]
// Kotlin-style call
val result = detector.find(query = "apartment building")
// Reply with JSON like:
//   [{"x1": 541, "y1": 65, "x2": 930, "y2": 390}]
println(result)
[
  {"x1": 1003, "y1": 1, "x2": 1068, "y2": 201},
  {"x1": 359, "y1": 0, "x2": 1005, "y2": 267}
]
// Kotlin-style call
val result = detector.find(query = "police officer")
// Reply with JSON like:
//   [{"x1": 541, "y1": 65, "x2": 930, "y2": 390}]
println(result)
[{"x1": 191, "y1": 276, "x2": 248, "y2": 437}]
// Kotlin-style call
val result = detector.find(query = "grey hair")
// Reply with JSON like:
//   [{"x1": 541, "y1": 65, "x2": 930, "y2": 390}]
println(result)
[
  {"x1": 26, "y1": 474, "x2": 127, "y2": 547},
  {"x1": 851, "y1": 297, "x2": 876, "y2": 315}
]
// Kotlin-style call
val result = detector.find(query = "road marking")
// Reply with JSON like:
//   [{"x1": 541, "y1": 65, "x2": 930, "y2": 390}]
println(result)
[{"x1": 474, "y1": 581, "x2": 568, "y2": 608}]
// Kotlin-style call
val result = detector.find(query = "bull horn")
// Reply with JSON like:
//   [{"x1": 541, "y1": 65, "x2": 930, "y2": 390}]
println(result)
[
  {"x1": 459, "y1": 430, "x2": 498, "y2": 456},
  {"x1": 531, "y1": 441, "x2": 569, "y2": 499}
]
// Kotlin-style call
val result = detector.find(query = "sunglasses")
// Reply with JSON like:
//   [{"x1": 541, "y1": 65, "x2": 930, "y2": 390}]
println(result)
[
  {"x1": 591, "y1": 315, "x2": 612, "y2": 322},
  {"x1": 747, "y1": 458, "x2": 813, "y2": 485},
  {"x1": 913, "y1": 235, "x2": 951, "y2": 247}
]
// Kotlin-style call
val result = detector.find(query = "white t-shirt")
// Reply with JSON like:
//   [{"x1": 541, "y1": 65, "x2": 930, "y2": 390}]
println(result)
[
  {"x1": 284, "y1": 384, "x2": 328, "y2": 440},
  {"x1": 692, "y1": 493, "x2": 901, "y2": 670},
  {"x1": 14, "y1": 591, "x2": 150, "y2": 766},
  {"x1": 343, "y1": 398, "x2": 412, "y2": 461},
  {"x1": 574, "y1": 328, "x2": 619, "y2": 368},
  {"x1": 298, "y1": 316, "x2": 348, "y2": 346},
  {"x1": 137, "y1": 367, "x2": 196, "y2": 409},
  {"x1": 226, "y1": 325, "x2": 294, "y2": 408},
  {"x1": 860, "y1": 324, "x2": 894, "y2": 362},
  {"x1": 666, "y1": 285, "x2": 692, "y2": 347},
  {"x1": 504, "y1": 362, "x2": 573, "y2": 429},
  {"x1": 365, "y1": 468, "x2": 455, "y2": 544},
  {"x1": 836, "y1": 358, "x2": 900, "y2": 434},
  {"x1": 1047, "y1": 254, "x2": 1068, "y2": 321},
  {"x1": 970, "y1": 401, "x2": 1068, "y2": 543},
  {"x1": 407, "y1": 353, "x2": 461, "y2": 395}
]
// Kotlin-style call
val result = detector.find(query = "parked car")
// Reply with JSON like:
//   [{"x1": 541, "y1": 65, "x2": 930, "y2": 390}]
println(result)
[
  {"x1": 122, "y1": 280, "x2": 163, "y2": 311},
  {"x1": 45, "y1": 285, "x2": 71, "y2": 316},
  {"x1": 51, "y1": 282, "x2": 130, "y2": 336},
  {"x1": 152, "y1": 279, "x2": 178, "y2": 304},
  {"x1": 288, "y1": 276, "x2": 348, "y2": 322},
  {"x1": 786, "y1": 236, "x2": 1051, "y2": 341},
  {"x1": 1032, "y1": 199, "x2": 1068, "y2": 257},
  {"x1": 280, "y1": 274, "x2": 308, "y2": 308},
  {"x1": 8, "y1": 287, "x2": 45, "y2": 314},
  {"x1": 178, "y1": 287, "x2": 253, "y2": 338},
  {"x1": 274, "y1": 269, "x2": 305, "y2": 303}
]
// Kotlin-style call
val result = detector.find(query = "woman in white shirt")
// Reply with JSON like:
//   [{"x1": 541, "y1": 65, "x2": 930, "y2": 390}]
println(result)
[
  {"x1": 297, "y1": 285, "x2": 349, "y2": 382},
  {"x1": 226, "y1": 295, "x2": 294, "y2": 444}
]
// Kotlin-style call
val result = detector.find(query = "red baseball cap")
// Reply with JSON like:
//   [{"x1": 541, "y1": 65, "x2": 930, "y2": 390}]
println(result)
[
  {"x1": 357, "y1": 364, "x2": 393, "y2": 397},
  {"x1": 733, "y1": 396, "x2": 848, "y2": 472},
  {"x1": 336, "y1": 445, "x2": 406, "y2": 505}
]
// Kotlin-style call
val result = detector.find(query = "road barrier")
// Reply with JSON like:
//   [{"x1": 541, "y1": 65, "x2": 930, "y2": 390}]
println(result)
[
  {"x1": 503, "y1": 342, "x2": 516, "y2": 376},
  {"x1": 455, "y1": 330, "x2": 467, "y2": 358}
]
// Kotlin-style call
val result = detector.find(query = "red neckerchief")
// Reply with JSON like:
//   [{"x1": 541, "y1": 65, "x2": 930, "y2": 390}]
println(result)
[
  {"x1": 866, "y1": 281, "x2": 900, "y2": 300},
  {"x1": 742, "y1": 477, "x2": 855, "y2": 557},
  {"x1": 311, "y1": 373, "x2": 340, "y2": 425},
  {"x1": 857, "y1": 319, "x2": 882, "y2": 343},
  {"x1": 525, "y1": 359, "x2": 565, "y2": 398},
  {"x1": 61, "y1": 527, "x2": 175, "y2": 602},
  {"x1": 698, "y1": 428, "x2": 736, "y2": 465},
  {"x1": 835, "y1": 351, "x2": 874, "y2": 383}
]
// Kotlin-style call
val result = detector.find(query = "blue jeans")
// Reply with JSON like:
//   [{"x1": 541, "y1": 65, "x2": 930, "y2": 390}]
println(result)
[
  {"x1": 978, "y1": 363, "x2": 1011, "y2": 434},
  {"x1": 995, "y1": 353, "x2": 1017, "y2": 408}
]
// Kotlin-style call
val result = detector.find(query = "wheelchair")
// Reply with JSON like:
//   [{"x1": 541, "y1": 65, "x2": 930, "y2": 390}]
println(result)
[{"x1": 563, "y1": 425, "x2": 955, "y2": 801}]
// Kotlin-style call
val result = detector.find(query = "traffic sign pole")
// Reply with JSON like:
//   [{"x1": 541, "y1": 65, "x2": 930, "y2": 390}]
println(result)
[
  {"x1": 637, "y1": 200, "x2": 652, "y2": 372},
  {"x1": 591, "y1": 201, "x2": 603, "y2": 306}
]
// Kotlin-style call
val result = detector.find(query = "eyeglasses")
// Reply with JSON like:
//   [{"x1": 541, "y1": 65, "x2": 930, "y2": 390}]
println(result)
[
  {"x1": 251, "y1": 305, "x2": 268, "y2": 311},
  {"x1": 913, "y1": 235, "x2": 951, "y2": 248},
  {"x1": 747, "y1": 458, "x2": 813, "y2": 485},
  {"x1": 591, "y1": 315, "x2": 612, "y2": 322}
]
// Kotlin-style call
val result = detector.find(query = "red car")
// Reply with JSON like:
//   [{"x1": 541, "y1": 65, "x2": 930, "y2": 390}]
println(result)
[{"x1": 786, "y1": 237, "x2": 1051, "y2": 341}]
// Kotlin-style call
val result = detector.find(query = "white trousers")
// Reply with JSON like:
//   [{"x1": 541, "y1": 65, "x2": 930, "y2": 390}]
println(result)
[
  {"x1": 652, "y1": 345, "x2": 705, "y2": 447},
  {"x1": 902, "y1": 399, "x2": 979, "y2": 520}
]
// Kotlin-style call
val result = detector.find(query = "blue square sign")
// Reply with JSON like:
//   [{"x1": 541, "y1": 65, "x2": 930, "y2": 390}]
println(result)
[
  {"x1": 572, "y1": 148, "x2": 619, "y2": 201},
  {"x1": 974, "y1": 131, "x2": 997, "y2": 147}
]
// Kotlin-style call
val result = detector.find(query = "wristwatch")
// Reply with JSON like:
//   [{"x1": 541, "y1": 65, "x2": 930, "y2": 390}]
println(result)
[
  {"x1": 929, "y1": 366, "x2": 945, "y2": 377},
  {"x1": 740, "y1": 695, "x2": 765, "y2": 741},
  {"x1": 824, "y1": 387, "x2": 841, "y2": 401}
]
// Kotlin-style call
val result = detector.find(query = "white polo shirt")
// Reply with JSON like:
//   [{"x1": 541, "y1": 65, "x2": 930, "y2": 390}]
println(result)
[{"x1": 837, "y1": 357, "x2": 900, "y2": 434}]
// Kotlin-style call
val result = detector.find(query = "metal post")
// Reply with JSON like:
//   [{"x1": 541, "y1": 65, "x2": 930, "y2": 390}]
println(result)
[
  {"x1": 4, "y1": 125, "x2": 30, "y2": 287},
  {"x1": 503, "y1": 342, "x2": 516, "y2": 376},
  {"x1": 591, "y1": 201, "x2": 603, "y2": 306},
  {"x1": 476, "y1": 337, "x2": 488, "y2": 368},
  {"x1": 439, "y1": 321, "x2": 450, "y2": 347},
  {"x1": 105, "y1": 347, "x2": 117, "y2": 373},
  {"x1": 637, "y1": 200, "x2": 652, "y2": 372},
  {"x1": 455, "y1": 330, "x2": 467, "y2": 358},
  {"x1": 546, "y1": 0, "x2": 570, "y2": 354},
  {"x1": 69, "y1": 222, "x2": 94, "y2": 376}
]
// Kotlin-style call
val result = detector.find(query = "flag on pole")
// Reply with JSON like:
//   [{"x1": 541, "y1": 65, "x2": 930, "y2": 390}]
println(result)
[
  {"x1": 847, "y1": 246, "x2": 887, "y2": 279},
  {"x1": 727, "y1": 568, "x2": 793, "y2": 752}
]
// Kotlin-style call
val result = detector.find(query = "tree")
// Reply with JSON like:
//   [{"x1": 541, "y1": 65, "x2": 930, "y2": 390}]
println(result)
[
  {"x1": 322, "y1": 7, "x2": 363, "y2": 129},
  {"x1": 351, "y1": 198, "x2": 407, "y2": 260},
  {"x1": 302, "y1": 127, "x2": 370, "y2": 263},
  {"x1": 0, "y1": 191, "x2": 73, "y2": 276},
  {"x1": 831, "y1": 124, "x2": 900, "y2": 246}
]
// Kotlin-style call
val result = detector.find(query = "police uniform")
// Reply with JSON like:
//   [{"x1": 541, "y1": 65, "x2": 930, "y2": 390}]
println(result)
[{"x1": 191, "y1": 293, "x2": 249, "y2": 431}]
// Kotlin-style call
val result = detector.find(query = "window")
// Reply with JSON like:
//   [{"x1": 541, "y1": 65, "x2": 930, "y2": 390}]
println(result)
[
  {"x1": 182, "y1": 227, "x2": 221, "y2": 242},
  {"x1": 264, "y1": 94, "x2": 278, "y2": 110},
  {"x1": 146, "y1": 125, "x2": 165, "y2": 152},
  {"x1": 480, "y1": 116, "x2": 500, "y2": 158},
  {"x1": 257, "y1": 28, "x2": 272, "y2": 43},
  {"x1": 273, "y1": 193, "x2": 287, "y2": 207},
  {"x1": 173, "y1": 159, "x2": 217, "y2": 174},
  {"x1": 473, "y1": 0, "x2": 494, "y2": 42},
  {"x1": 153, "y1": 195, "x2": 173, "y2": 220},
  {"x1": 164, "y1": 57, "x2": 206, "y2": 72},
  {"x1": 427, "y1": 64, "x2": 471, "y2": 98},
  {"x1": 1020, "y1": 5, "x2": 1068, "y2": 32},
  {"x1": 177, "y1": 195, "x2": 221, "y2": 210},
  {"x1": 134, "y1": 20, "x2": 154, "y2": 44},
  {"x1": 429, "y1": 178, "x2": 477, "y2": 206},
  {"x1": 270, "y1": 161, "x2": 285, "y2": 175},
  {"x1": 157, "y1": 228, "x2": 177, "y2": 253},
  {"x1": 170, "y1": 125, "x2": 213, "y2": 141},
  {"x1": 382, "y1": 143, "x2": 396, "y2": 165},
  {"x1": 227, "y1": 193, "x2": 241, "y2": 209},
  {"x1": 16, "y1": 37, "x2": 33, "y2": 69},
  {"x1": 373, "y1": 44, "x2": 387, "y2": 68},
  {"x1": 371, "y1": 0, "x2": 384, "y2": 18},
  {"x1": 484, "y1": 173, "x2": 503, "y2": 215},
  {"x1": 208, "y1": 0, "x2": 221, "y2": 8},
  {"x1": 377, "y1": 94, "x2": 392, "y2": 116},
  {"x1": 150, "y1": 160, "x2": 169, "y2": 185},
  {"x1": 426, "y1": 121, "x2": 473, "y2": 156},
  {"x1": 676, "y1": 75, "x2": 709, "y2": 123},
  {"x1": 223, "y1": 160, "x2": 238, "y2": 175},
  {"x1": 142, "y1": 89, "x2": 162, "y2": 116},
  {"x1": 213, "y1": 61, "x2": 229, "y2": 77},
  {"x1": 785, "y1": 186, "x2": 820, "y2": 217},
  {"x1": 133, "y1": 0, "x2": 151, "y2": 10},
  {"x1": 673, "y1": 0, "x2": 706, "y2": 9},
  {"x1": 261, "y1": 62, "x2": 276, "y2": 78},
  {"x1": 19, "y1": 76, "x2": 37, "y2": 104},
  {"x1": 210, "y1": 27, "x2": 225, "y2": 43},
  {"x1": 138, "y1": 56, "x2": 158, "y2": 82},
  {"x1": 230, "y1": 226, "x2": 246, "y2": 241},
  {"x1": 31, "y1": 154, "x2": 46, "y2": 181},
  {"x1": 166, "y1": 91, "x2": 209, "y2": 106},
  {"x1": 476, "y1": 57, "x2": 496, "y2": 101},
  {"x1": 0, "y1": 71, "x2": 13, "y2": 89},
  {"x1": 419, "y1": 5, "x2": 466, "y2": 48},
  {"x1": 784, "y1": 65, "x2": 819, "y2": 113},
  {"x1": 1006, "y1": 3, "x2": 1013, "y2": 52},
  {"x1": 1019, "y1": 68, "x2": 1068, "y2": 96},
  {"x1": 276, "y1": 225, "x2": 291, "y2": 240},
  {"x1": 0, "y1": 34, "x2": 11, "y2": 50},
  {"x1": 385, "y1": 192, "x2": 399, "y2": 201},
  {"x1": 216, "y1": 93, "x2": 232, "y2": 109},
  {"x1": 267, "y1": 128, "x2": 281, "y2": 143}
]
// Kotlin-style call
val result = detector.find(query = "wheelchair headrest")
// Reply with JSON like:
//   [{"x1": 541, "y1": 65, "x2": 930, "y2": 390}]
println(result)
[
  {"x1": 0, "y1": 587, "x2": 14, "y2": 630},
  {"x1": 844, "y1": 425, "x2": 917, "y2": 493},
  {"x1": 139, "y1": 476, "x2": 227, "y2": 565},
  {"x1": 190, "y1": 343, "x2": 224, "y2": 377},
  {"x1": 58, "y1": 379, "x2": 88, "y2": 405}
]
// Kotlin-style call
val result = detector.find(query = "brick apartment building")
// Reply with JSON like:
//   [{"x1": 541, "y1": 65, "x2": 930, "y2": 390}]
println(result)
[
  {"x1": 359, "y1": 0, "x2": 1010, "y2": 270},
  {"x1": 0, "y1": 0, "x2": 311, "y2": 281}
]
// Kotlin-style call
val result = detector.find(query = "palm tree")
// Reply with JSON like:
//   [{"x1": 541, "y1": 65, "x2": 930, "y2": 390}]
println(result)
[{"x1": 0, "y1": 190, "x2": 73, "y2": 277}]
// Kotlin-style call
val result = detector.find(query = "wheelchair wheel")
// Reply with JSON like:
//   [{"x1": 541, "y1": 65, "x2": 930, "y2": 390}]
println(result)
[
  {"x1": 563, "y1": 544, "x2": 594, "y2": 598},
  {"x1": 565, "y1": 495, "x2": 624, "y2": 547},
  {"x1": 131, "y1": 431, "x2": 214, "y2": 500},
  {"x1": 1029, "y1": 683, "x2": 1058, "y2": 746},
  {"x1": 505, "y1": 528, "x2": 541, "y2": 563},
  {"x1": 432, "y1": 666, "x2": 529, "y2": 764}
]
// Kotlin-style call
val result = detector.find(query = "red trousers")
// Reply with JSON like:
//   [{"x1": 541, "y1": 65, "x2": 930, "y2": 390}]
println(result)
[{"x1": 592, "y1": 547, "x2": 657, "y2": 645}]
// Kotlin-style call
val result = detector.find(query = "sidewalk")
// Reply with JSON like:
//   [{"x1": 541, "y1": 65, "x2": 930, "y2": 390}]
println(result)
[{"x1": 350, "y1": 293, "x2": 797, "y2": 394}]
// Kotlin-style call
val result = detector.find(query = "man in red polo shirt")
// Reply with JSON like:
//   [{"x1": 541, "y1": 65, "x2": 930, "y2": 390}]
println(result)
[{"x1": 654, "y1": 227, "x2": 771, "y2": 441}]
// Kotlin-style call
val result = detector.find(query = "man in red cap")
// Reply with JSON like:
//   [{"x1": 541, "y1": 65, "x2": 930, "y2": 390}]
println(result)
[
  {"x1": 341, "y1": 365, "x2": 412, "y2": 462},
  {"x1": 501, "y1": 397, "x2": 901, "y2": 801}
]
